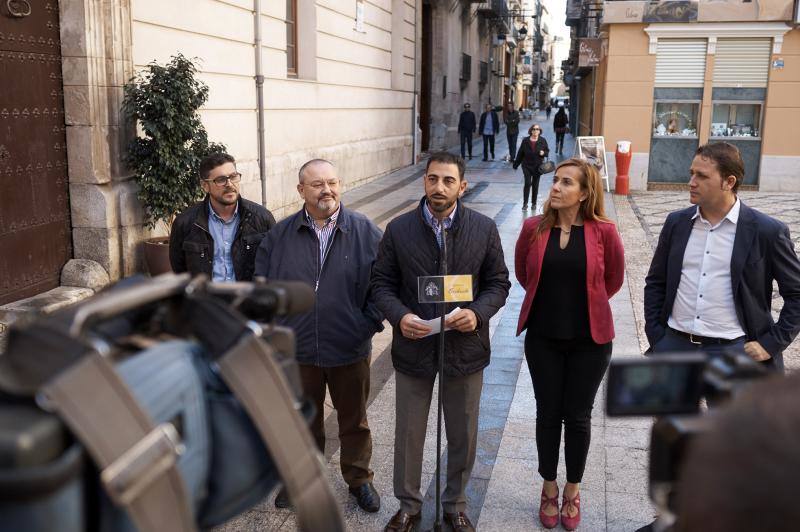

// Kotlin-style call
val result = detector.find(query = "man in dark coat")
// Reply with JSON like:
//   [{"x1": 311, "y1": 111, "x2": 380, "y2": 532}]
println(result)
[
  {"x1": 478, "y1": 104, "x2": 500, "y2": 161},
  {"x1": 372, "y1": 152, "x2": 510, "y2": 532},
  {"x1": 503, "y1": 102, "x2": 521, "y2": 162},
  {"x1": 169, "y1": 152, "x2": 275, "y2": 281},
  {"x1": 457, "y1": 103, "x2": 476, "y2": 160},
  {"x1": 255, "y1": 159, "x2": 385, "y2": 513},
  {"x1": 644, "y1": 142, "x2": 800, "y2": 371},
  {"x1": 553, "y1": 106, "x2": 569, "y2": 154}
]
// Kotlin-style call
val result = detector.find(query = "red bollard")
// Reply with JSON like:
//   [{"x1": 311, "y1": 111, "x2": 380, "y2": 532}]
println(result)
[{"x1": 615, "y1": 140, "x2": 632, "y2": 195}]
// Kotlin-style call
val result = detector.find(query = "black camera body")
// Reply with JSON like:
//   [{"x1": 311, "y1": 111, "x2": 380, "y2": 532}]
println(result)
[{"x1": 605, "y1": 351, "x2": 770, "y2": 531}]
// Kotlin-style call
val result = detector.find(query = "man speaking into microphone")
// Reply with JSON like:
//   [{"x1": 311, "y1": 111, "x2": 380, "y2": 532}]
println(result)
[{"x1": 372, "y1": 152, "x2": 510, "y2": 532}]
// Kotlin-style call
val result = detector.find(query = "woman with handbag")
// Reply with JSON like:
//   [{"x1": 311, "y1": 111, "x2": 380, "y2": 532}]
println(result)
[
  {"x1": 553, "y1": 107, "x2": 569, "y2": 154},
  {"x1": 514, "y1": 158, "x2": 625, "y2": 531},
  {"x1": 513, "y1": 124, "x2": 551, "y2": 211}
]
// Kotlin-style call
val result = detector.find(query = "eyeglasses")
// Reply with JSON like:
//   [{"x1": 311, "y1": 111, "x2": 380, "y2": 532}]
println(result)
[
  {"x1": 532, "y1": 128, "x2": 541, "y2": 131},
  {"x1": 303, "y1": 179, "x2": 340, "y2": 190},
  {"x1": 205, "y1": 172, "x2": 241, "y2": 186}
]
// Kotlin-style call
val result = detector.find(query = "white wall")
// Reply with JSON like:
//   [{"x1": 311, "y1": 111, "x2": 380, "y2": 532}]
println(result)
[{"x1": 131, "y1": 0, "x2": 417, "y2": 218}]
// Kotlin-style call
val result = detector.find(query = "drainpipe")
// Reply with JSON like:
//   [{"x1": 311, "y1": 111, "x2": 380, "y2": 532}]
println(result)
[
  {"x1": 411, "y1": 0, "x2": 418, "y2": 164},
  {"x1": 254, "y1": 0, "x2": 267, "y2": 207}
]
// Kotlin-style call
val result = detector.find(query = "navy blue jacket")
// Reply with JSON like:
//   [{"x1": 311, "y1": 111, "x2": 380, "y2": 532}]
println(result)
[
  {"x1": 254, "y1": 206, "x2": 384, "y2": 367},
  {"x1": 644, "y1": 202, "x2": 800, "y2": 371},
  {"x1": 479, "y1": 110, "x2": 500, "y2": 135}
]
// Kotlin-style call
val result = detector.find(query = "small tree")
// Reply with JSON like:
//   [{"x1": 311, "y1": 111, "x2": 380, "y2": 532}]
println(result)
[{"x1": 122, "y1": 54, "x2": 226, "y2": 231}]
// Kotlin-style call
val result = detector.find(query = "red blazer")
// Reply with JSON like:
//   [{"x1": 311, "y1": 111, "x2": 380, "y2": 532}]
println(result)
[{"x1": 514, "y1": 216, "x2": 625, "y2": 344}]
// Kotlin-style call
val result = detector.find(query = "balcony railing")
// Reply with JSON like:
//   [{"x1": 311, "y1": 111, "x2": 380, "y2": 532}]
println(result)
[{"x1": 476, "y1": 0, "x2": 509, "y2": 21}]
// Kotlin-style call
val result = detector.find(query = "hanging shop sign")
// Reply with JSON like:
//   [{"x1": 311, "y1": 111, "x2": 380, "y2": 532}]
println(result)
[{"x1": 578, "y1": 39, "x2": 603, "y2": 68}]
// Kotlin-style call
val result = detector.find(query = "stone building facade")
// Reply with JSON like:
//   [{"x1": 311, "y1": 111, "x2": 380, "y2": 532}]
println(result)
[{"x1": 3, "y1": 0, "x2": 421, "y2": 299}]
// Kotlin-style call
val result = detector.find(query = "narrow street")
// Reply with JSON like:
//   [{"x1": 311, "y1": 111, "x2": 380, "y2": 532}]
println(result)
[{"x1": 219, "y1": 112, "x2": 658, "y2": 532}]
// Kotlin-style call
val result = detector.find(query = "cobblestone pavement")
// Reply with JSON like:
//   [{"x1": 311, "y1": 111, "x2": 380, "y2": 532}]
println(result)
[
  {"x1": 217, "y1": 112, "x2": 658, "y2": 532},
  {"x1": 620, "y1": 191, "x2": 800, "y2": 370}
]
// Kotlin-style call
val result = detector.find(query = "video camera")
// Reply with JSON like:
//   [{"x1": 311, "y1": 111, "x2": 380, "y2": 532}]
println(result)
[
  {"x1": 605, "y1": 351, "x2": 771, "y2": 531},
  {"x1": 0, "y1": 274, "x2": 344, "y2": 532}
]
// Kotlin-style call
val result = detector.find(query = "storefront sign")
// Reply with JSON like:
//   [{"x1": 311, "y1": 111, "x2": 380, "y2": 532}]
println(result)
[
  {"x1": 772, "y1": 58, "x2": 784, "y2": 70},
  {"x1": 578, "y1": 39, "x2": 602, "y2": 68},
  {"x1": 643, "y1": 0, "x2": 698, "y2": 22},
  {"x1": 602, "y1": 1, "x2": 646, "y2": 23}
]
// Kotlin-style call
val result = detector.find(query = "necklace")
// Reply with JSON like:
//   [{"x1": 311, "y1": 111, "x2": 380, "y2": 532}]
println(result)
[{"x1": 560, "y1": 226, "x2": 571, "y2": 234}]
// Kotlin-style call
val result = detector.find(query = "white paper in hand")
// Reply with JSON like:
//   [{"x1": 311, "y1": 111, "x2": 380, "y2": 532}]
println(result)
[{"x1": 412, "y1": 307, "x2": 461, "y2": 338}]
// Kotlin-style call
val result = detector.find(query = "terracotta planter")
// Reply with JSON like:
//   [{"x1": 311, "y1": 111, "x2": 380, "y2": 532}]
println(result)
[{"x1": 143, "y1": 236, "x2": 172, "y2": 276}]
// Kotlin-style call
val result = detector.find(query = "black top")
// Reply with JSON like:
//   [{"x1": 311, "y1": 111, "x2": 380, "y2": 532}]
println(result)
[{"x1": 528, "y1": 226, "x2": 590, "y2": 339}]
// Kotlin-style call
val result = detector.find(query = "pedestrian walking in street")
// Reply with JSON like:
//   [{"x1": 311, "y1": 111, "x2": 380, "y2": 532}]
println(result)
[
  {"x1": 503, "y1": 102, "x2": 521, "y2": 162},
  {"x1": 644, "y1": 142, "x2": 800, "y2": 371},
  {"x1": 169, "y1": 152, "x2": 276, "y2": 281},
  {"x1": 513, "y1": 124, "x2": 550, "y2": 211},
  {"x1": 479, "y1": 103, "x2": 499, "y2": 161},
  {"x1": 553, "y1": 106, "x2": 569, "y2": 155},
  {"x1": 372, "y1": 152, "x2": 510, "y2": 532},
  {"x1": 254, "y1": 159, "x2": 385, "y2": 514},
  {"x1": 514, "y1": 158, "x2": 625, "y2": 531},
  {"x1": 457, "y1": 103, "x2": 477, "y2": 160},
  {"x1": 545, "y1": 104, "x2": 552, "y2": 120}
]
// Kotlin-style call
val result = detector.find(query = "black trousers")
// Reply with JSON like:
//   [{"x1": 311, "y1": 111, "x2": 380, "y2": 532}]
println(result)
[
  {"x1": 555, "y1": 131, "x2": 566, "y2": 152},
  {"x1": 522, "y1": 167, "x2": 541, "y2": 207},
  {"x1": 525, "y1": 334, "x2": 612, "y2": 483},
  {"x1": 460, "y1": 132, "x2": 473, "y2": 158},
  {"x1": 507, "y1": 131, "x2": 519, "y2": 160},
  {"x1": 482, "y1": 134, "x2": 495, "y2": 159}
]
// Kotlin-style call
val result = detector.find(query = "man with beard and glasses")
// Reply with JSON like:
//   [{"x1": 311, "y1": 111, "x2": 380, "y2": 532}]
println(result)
[
  {"x1": 254, "y1": 159, "x2": 385, "y2": 515},
  {"x1": 169, "y1": 152, "x2": 275, "y2": 281},
  {"x1": 372, "y1": 152, "x2": 510, "y2": 532}
]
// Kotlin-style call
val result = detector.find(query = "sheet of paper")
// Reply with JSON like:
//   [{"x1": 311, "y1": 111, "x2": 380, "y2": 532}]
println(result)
[{"x1": 412, "y1": 307, "x2": 461, "y2": 338}]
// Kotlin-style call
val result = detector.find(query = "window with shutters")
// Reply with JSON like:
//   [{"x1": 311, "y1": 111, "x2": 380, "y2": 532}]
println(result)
[
  {"x1": 286, "y1": 0, "x2": 298, "y2": 78},
  {"x1": 713, "y1": 39, "x2": 771, "y2": 88},
  {"x1": 655, "y1": 39, "x2": 707, "y2": 87}
]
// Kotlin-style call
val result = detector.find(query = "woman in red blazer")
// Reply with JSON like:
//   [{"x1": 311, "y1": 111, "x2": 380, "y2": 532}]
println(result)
[{"x1": 514, "y1": 158, "x2": 624, "y2": 530}]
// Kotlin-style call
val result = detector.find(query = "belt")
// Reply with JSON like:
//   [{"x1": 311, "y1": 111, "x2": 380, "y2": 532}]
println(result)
[{"x1": 668, "y1": 326, "x2": 745, "y2": 346}]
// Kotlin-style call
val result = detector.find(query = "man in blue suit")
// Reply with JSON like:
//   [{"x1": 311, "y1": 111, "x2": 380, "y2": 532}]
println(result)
[{"x1": 644, "y1": 142, "x2": 800, "y2": 371}]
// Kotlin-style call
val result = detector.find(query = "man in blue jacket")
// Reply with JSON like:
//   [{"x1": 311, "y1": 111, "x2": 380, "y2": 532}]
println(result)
[{"x1": 254, "y1": 159, "x2": 384, "y2": 513}]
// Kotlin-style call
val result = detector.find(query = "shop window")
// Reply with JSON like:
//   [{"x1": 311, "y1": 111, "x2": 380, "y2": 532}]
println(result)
[
  {"x1": 652, "y1": 101, "x2": 700, "y2": 138},
  {"x1": 710, "y1": 103, "x2": 762, "y2": 139}
]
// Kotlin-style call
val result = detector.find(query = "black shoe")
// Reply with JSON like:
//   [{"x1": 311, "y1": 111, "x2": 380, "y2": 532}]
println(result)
[
  {"x1": 350, "y1": 482, "x2": 380, "y2": 513},
  {"x1": 469, "y1": 155, "x2": 472, "y2": 160},
  {"x1": 444, "y1": 511, "x2": 475, "y2": 532},
  {"x1": 522, "y1": 204, "x2": 528, "y2": 210},
  {"x1": 274, "y1": 487, "x2": 290, "y2": 509},
  {"x1": 384, "y1": 509, "x2": 421, "y2": 531},
  {"x1": 482, "y1": 158, "x2": 488, "y2": 161},
  {"x1": 491, "y1": 154, "x2": 495, "y2": 160}
]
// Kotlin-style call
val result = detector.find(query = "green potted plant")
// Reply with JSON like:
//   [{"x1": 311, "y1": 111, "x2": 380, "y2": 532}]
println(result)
[{"x1": 122, "y1": 53, "x2": 226, "y2": 274}]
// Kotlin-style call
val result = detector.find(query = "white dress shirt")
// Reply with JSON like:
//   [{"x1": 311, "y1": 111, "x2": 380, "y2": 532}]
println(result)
[{"x1": 668, "y1": 199, "x2": 745, "y2": 339}]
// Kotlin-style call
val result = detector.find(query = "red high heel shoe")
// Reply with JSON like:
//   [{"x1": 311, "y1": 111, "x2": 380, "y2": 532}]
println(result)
[
  {"x1": 561, "y1": 491, "x2": 581, "y2": 531},
  {"x1": 538, "y1": 486, "x2": 560, "y2": 529}
]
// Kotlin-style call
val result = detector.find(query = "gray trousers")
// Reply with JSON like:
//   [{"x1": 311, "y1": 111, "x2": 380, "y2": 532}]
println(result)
[{"x1": 393, "y1": 370, "x2": 483, "y2": 514}]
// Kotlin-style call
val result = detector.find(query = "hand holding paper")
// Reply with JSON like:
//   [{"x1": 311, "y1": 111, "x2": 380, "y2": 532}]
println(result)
[{"x1": 412, "y1": 307, "x2": 461, "y2": 338}]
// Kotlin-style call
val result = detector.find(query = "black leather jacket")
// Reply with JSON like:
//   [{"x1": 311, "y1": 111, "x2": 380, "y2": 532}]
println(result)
[{"x1": 169, "y1": 196, "x2": 276, "y2": 281}]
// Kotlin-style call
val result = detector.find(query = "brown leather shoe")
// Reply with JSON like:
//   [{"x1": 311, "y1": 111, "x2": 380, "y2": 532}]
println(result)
[
  {"x1": 384, "y1": 509, "x2": 420, "y2": 532},
  {"x1": 444, "y1": 511, "x2": 475, "y2": 532}
]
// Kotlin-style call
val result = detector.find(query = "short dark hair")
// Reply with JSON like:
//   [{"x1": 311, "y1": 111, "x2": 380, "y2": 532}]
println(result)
[
  {"x1": 199, "y1": 152, "x2": 235, "y2": 180},
  {"x1": 425, "y1": 152, "x2": 466, "y2": 181},
  {"x1": 695, "y1": 142, "x2": 745, "y2": 193}
]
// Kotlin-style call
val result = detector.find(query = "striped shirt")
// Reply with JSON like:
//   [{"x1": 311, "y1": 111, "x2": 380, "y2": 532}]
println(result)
[
  {"x1": 422, "y1": 201, "x2": 456, "y2": 248},
  {"x1": 305, "y1": 207, "x2": 340, "y2": 268}
]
